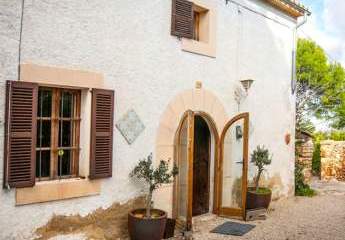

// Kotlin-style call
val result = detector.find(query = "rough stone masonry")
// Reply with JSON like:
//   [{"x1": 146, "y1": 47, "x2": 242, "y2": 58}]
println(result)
[{"x1": 320, "y1": 140, "x2": 345, "y2": 181}]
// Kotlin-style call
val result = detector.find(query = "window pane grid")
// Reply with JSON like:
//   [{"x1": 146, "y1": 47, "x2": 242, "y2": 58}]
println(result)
[
  {"x1": 36, "y1": 89, "x2": 52, "y2": 180},
  {"x1": 36, "y1": 87, "x2": 80, "y2": 181}
]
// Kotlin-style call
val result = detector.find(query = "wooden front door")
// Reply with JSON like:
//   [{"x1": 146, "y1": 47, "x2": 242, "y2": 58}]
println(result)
[
  {"x1": 217, "y1": 112, "x2": 249, "y2": 219},
  {"x1": 192, "y1": 115, "x2": 211, "y2": 216}
]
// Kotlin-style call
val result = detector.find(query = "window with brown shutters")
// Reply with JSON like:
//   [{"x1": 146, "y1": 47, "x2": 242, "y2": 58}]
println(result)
[
  {"x1": 171, "y1": 0, "x2": 194, "y2": 39},
  {"x1": 172, "y1": 0, "x2": 216, "y2": 57},
  {"x1": 89, "y1": 89, "x2": 114, "y2": 179},
  {"x1": 3, "y1": 81, "x2": 83, "y2": 189},
  {"x1": 3, "y1": 80, "x2": 114, "y2": 190},
  {"x1": 3, "y1": 81, "x2": 38, "y2": 188}
]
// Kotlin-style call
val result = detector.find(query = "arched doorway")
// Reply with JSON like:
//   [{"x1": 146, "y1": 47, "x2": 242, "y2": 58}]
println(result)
[
  {"x1": 153, "y1": 88, "x2": 249, "y2": 231},
  {"x1": 173, "y1": 111, "x2": 249, "y2": 231},
  {"x1": 173, "y1": 111, "x2": 219, "y2": 230}
]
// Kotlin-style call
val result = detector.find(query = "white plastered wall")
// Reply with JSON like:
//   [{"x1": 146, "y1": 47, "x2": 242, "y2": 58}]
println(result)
[{"x1": 0, "y1": 0, "x2": 297, "y2": 238}]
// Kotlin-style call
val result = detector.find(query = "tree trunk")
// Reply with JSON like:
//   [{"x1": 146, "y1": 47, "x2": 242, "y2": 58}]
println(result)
[
  {"x1": 146, "y1": 190, "x2": 153, "y2": 218},
  {"x1": 255, "y1": 170, "x2": 263, "y2": 192}
]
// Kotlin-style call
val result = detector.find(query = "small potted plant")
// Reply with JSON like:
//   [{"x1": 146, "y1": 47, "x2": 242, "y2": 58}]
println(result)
[
  {"x1": 247, "y1": 145, "x2": 272, "y2": 210},
  {"x1": 128, "y1": 153, "x2": 178, "y2": 240}
]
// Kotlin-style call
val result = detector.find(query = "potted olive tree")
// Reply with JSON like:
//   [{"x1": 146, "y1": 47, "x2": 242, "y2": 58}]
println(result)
[
  {"x1": 128, "y1": 153, "x2": 178, "y2": 240},
  {"x1": 246, "y1": 145, "x2": 272, "y2": 210}
]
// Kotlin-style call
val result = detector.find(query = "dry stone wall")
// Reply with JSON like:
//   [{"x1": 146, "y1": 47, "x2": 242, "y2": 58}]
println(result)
[
  {"x1": 320, "y1": 140, "x2": 345, "y2": 181},
  {"x1": 296, "y1": 139, "x2": 313, "y2": 183}
]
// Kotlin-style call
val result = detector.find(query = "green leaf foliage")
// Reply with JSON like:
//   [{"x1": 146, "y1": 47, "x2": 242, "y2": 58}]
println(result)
[
  {"x1": 313, "y1": 130, "x2": 345, "y2": 141},
  {"x1": 297, "y1": 38, "x2": 345, "y2": 130},
  {"x1": 295, "y1": 162, "x2": 316, "y2": 197},
  {"x1": 251, "y1": 145, "x2": 272, "y2": 191},
  {"x1": 297, "y1": 39, "x2": 330, "y2": 88},
  {"x1": 130, "y1": 153, "x2": 178, "y2": 193},
  {"x1": 130, "y1": 153, "x2": 178, "y2": 218},
  {"x1": 312, "y1": 142, "x2": 321, "y2": 176},
  {"x1": 251, "y1": 145, "x2": 272, "y2": 171},
  {"x1": 330, "y1": 130, "x2": 345, "y2": 141}
]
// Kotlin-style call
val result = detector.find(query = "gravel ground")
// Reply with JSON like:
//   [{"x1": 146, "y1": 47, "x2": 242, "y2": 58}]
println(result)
[
  {"x1": 50, "y1": 179, "x2": 345, "y2": 240},
  {"x1": 173, "y1": 179, "x2": 345, "y2": 240}
]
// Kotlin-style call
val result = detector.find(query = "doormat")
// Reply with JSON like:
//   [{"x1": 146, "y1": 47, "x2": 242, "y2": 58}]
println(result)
[{"x1": 210, "y1": 221, "x2": 255, "y2": 236}]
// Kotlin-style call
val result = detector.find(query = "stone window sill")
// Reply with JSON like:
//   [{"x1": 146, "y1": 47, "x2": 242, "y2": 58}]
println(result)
[
  {"x1": 181, "y1": 39, "x2": 216, "y2": 58},
  {"x1": 16, "y1": 178, "x2": 101, "y2": 206}
]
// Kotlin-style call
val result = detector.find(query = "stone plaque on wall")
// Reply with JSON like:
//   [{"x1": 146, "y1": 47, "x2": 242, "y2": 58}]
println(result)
[{"x1": 116, "y1": 109, "x2": 145, "y2": 144}]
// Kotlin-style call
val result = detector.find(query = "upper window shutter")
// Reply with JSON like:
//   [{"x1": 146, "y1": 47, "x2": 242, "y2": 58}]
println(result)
[
  {"x1": 89, "y1": 89, "x2": 114, "y2": 179},
  {"x1": 3, "y1": 80, "x2": 38, "y2": 188},
  {"x1": 171, "y1": 0, "x2": 194, "y2": 39}
]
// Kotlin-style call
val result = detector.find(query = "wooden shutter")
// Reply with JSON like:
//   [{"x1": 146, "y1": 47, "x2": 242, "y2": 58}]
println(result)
[
  {"x1": 3, "y1": 81, "x2": 38, "y2": 188},
  {"x1": 90, "y1": 89, "x2": 114, "y2": 179},
  {"x1": 171, "y1": 0, "x2": 194, "y2": 39}
]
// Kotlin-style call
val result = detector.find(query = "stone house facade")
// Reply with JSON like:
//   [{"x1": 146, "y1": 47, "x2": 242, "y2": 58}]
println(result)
[{"x1": 0, "y1": 0, "x2": 307, "y2": 238}]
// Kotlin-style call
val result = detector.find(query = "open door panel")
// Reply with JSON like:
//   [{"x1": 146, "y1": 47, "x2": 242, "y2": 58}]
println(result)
[
  {"x1": 218, "y1": 112, "x2": 249, "y2": 220},
  {"x1": 175, "y1": 111, "x2": 194, "y2": 231}
]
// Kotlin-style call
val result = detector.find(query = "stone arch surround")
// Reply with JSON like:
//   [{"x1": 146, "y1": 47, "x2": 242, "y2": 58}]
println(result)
[{"x1": 153, "y1": 88, "x2": 229, "y2": 216}]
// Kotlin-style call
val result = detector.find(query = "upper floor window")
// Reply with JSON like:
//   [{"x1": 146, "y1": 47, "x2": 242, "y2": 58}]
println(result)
[
  {"x1": 192, "y1": 4, "x2": 209, "y2": 43},
  {"x1": 171, "y1": 0, "x2": 216, "y2": 57}
]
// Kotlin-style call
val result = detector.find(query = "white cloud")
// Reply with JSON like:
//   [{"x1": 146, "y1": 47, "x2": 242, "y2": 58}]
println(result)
[
  {"x1": 324, "y1": 0, "x2": 345, "y2": 33},
  {"x1": 299, "y1": 0, "x2": 345, "y2": 66}
]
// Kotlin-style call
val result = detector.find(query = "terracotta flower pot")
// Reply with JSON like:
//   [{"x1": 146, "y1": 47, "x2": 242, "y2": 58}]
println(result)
[
  {"x1": 128, "y1": 209, "x2": 167, "y2": 240},
  {"x1": 246, "y1": 187, "x2": 272, "y2": 210}
]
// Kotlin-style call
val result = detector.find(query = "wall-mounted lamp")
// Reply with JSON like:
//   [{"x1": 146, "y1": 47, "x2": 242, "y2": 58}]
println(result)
[
  {"x1": 235, "y1": 79, "x2": 255, "y2": 112},
  {"x1": 240, "y1": 79, "x2": 254, "y2": 93}
]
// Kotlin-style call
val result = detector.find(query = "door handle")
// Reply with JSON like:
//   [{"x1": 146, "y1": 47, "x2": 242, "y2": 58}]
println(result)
[{"x1": 236, "y1": 158, "x2": 245, "y2": 164}]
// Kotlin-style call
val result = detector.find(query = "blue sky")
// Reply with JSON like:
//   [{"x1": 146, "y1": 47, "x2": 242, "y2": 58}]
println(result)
[
  {"x1": 299, "y1": 0, "x2": 345, "y2": 66},
  {"x1": 302, "y1": 0, "x2": 324, "y2": 27}
]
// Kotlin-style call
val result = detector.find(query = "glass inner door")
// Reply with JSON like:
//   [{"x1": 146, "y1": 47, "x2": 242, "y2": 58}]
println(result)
[{"x1": 219, "y1": 113, "x2": 248, "y2": 219}]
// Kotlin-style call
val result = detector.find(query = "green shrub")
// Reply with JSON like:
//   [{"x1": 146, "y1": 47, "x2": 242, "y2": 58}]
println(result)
[
  {"x1": 295, "y1": 163, "x2": 316, "y2": 197},
  {"x1": 313, "y1": 131, "x2": 326, "y2": 142},
  {"x1": 296, "y1": 185, "x2": 316, "y2": 197},
  {"x1": 330, "y1": 130, "x2": 345, "y2": 141},
  {"x1": 314, "y1": 130, "x2": 345, "y2": 141},
  {"x1": 312, "y1": 142, "x2": 321, "y2": 176}
]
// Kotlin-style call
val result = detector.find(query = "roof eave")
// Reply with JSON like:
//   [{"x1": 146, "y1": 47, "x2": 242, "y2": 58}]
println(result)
[{"x1": 265, "y1": 0, "x2": 311, "y2": 19}]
